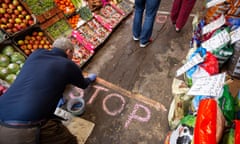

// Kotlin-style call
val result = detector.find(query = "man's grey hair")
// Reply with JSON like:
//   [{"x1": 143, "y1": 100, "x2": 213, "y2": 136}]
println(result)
[{"x1": 52, "y1": 37, "x2": 74, "y2": 51}]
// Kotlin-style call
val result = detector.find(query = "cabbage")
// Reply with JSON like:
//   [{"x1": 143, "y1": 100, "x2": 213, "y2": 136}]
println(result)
[
  {"x1": 10, "y1": 52, "x2": 25, "y2": 64},
  {"x1": 7, "y1": 63, "x2": 20, "y2": 74},
  {"x1": 0, "y1": 67, "x2": 9, "y2": 79},
  {"x1": 2, "y1": 45, "x2": 14, "y2": 56},
  {"x1": 5, "y1": 74, "x2": 16, "y2": 84},
  {"x1": 0, "y1": 54, "x2": 10, "y2": 67}
]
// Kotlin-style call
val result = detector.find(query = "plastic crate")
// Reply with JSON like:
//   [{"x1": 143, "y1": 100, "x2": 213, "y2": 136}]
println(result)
[{"x1": 13, "y1": 26, "x2": 53, "y2": 56}]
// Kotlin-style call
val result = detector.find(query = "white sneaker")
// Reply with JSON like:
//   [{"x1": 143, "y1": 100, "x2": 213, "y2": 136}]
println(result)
[
  {"x1": 139, "y1": 42, "x2": 150, "y2": 48},
  {"x1": 133, "y1": 36, "x2": 139, "y2": 41}
]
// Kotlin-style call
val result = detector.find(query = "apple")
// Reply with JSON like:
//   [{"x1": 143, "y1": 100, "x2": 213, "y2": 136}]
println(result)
[
  {"x1": 0, "y1": 8, "x2": 5, "y2": 14},
  {"x1": 15, "y1": 18, "x2": 21, "y2": 23},
  {"x1": 4, "y1": 13, "x2": 10, "y2": 18},
  {"x1": 13, "y1": 9, "x2": 20, "y2": 15},
  {"x1": 6, "y1": 29, "x2": 12, "y2": 33},
  {"x1": 21, "y1": 10, "x2": 27, "y2": 16},
  {"x1": 6, "y1": 8, "x2": 13, "y2": 14},
  {"x1": 12, "y1": 0, "x2": 19, "y2": 6},
  {"x1": 8, "y1": 19, "x2": 15, "y2": 24},
  {"x1": 6, "y1": 23, "x2": 13, "y2": 28},
  {"x1": 0, "y1": 24, "x2": 7, "y2": 29},
  {"x1": 25, "y1": 15, "x2": 31, "y2": 20},
  {"x1": 17, "y1": 6, "x2": 23, "y2": 11},
  {"x1": 18, "y1": 14, "x2": 24, "y2": 19},
  {"x1": 1, "y1": 17, "x2": 7, "y2": 23},
  {"x1": 17, "y1": 40, "x2": 24, "y2": 45},
  {"x1": 1, "y1": 3, "x2": 8, "y2": 9},
  {"x1": 28, "y1": 20, "x2": 34, "y2": 25},
  {"x1": 12, "y1": 27, "x2": 18, "y2": 33},
  {"x1": 4, "y1": 0, "x2": 11, "y2": 4},
  {"x1": 8, "y1": 4, "x2": 16, "y2": 9}
]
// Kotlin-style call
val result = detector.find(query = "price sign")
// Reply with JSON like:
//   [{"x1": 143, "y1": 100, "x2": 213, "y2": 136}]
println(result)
[
  {"x1": 202, "y1": 14, "x2": 225, "y2": 35},
  {"x1": 187, "y1": 73, "x2": 226, "y2": 97},
  {"x1": 176, "y1": 53, "x2": 204, "y2": 77},
  {"x1": 201, "y1": 29, "x2": 230, "y2": 51},
  {"x1": 206, "y1": 0, "x2": 226, "y2": 8},
  {"x1": 230, "y1": 27, "x2": 240, "y2": 44}
]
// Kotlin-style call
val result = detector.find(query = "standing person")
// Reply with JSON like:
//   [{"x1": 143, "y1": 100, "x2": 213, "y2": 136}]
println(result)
[
  {"x1": 0, "y1": 37, "x2": 97, "y2": 144},
  {"x1": 170, "y1": 0, "x2": 197, "y2": 33},
  {"x1": 132, "y1": 0, "x2": 161, "y2": 48}
]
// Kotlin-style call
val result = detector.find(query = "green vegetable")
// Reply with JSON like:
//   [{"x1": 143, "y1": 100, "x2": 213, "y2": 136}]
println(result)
[
  {"x1": 2, "y1": 45, "x2": 15, "y2": 56},
  {"x1": 0, "y1": 67, "x2": 9, "y2": 79},
  {"x1": 0, "y1": 54, "x2": 10, "y2": 67},
  {"x1": 5, "y1": 74, "x2": 16, "y2": 84},
  {"x1": 7, "y1": 63, "x2": 20, "y2": 74}
]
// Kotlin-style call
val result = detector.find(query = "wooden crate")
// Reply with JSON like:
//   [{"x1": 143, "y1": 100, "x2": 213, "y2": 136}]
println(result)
[
  {"x1": 20, "y1": 1, "x2": 62, "y2": 24},
  {"x1": 40, "y1": 13, "x2": 72, "y2": 40}
]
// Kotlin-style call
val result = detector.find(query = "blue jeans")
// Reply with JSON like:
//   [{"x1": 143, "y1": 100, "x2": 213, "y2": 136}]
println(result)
[{"x1": 132, "y1": 0, "x2": 161, "y2": 44}]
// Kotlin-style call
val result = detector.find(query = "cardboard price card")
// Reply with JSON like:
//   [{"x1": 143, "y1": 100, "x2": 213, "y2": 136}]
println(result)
[
  {"x1": 206, "y1": 0, "x2": 226, "y2": 8},
  {"x1": 187, "y1": 73, "x2": 226, "y2": 97},
  {"x1": 201, "y1": 29, "x2": 230, "y2": 52},
  {"x1": 202, "y1": 14, "x2": 225, "y2": 35},
  {"x1": 176, "y1": 53, "x2": 204, "y2": 77},
  {"x1": 230, "y1": 27, "x2": 240, "y2": 44}
]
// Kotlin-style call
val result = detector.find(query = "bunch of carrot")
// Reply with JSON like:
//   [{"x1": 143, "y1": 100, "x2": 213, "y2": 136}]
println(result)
[{"x1": 54, "y1": 0, "x2": 75, "y2": 14}]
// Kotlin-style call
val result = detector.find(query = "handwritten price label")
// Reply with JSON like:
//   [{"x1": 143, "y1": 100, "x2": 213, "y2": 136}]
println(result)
[
  {"x1": 176, "y1": 53, "x2": 204, "y2": 77},
  {"x1": 206, "y1": 0, "x2": 226, "y2": 8},
  {"x1": 202, "y1": 14, "x2": 225, "y2": 35},
  {"x1": 187, "y1": 73, "x2": 226, "y2": 97},
  {"x1": 202, "y1": 29, "x2": 230, "y2": 51},
  {"x1": 230, "y1": 27, "x2": 240, "y2": 44}
]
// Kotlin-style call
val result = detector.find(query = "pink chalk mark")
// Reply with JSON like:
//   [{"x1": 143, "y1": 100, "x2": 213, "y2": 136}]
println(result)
[
  {"x1": 68, "y1": 87, "x2": 84, "y2": 99},
  {"x1": 103, "y1": 93, "x2": 126, "y2": 116},
  {"x1": 87, "y1": 85, "x2": 109, "y2": 104},
  {"x1": 124, "y1": 104, "x2": 151, "y2": 128}
]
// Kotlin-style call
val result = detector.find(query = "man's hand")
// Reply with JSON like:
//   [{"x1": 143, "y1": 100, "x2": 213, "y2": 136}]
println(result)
[{"x1": 88, "y1": 73, "x2": 97, "y2": 82}]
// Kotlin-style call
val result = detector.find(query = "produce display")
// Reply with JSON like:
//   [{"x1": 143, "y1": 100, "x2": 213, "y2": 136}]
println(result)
[
  {"x1": 115, "y1": 0, "x2": 133, "y2": 15},
  {"x1": 0, "y1": 0, "x2": 35, "y2": 35},
  {"x1": 22, "y1": 0, "x2": 55, "y2": 15},
  {"x1": 78, "y1": 6, "x2": 93, "y2": 21},
  {"x1": 54, "y1": 0, "x2": 75, "y2": 15},
  {"x1": 69, "y1": 35, "x2": 93, "y2": 66},
  {"x1": 0, "y1": 44, "x2": 26, "y2": 84},
  {"x1": 16, "y1": 30, "x2": 52, "y2": 56},
  {"x1": 94, "y1": 4, "x2": 124, "y2": 29},
  {"x1": 67, "y1": 14, "x2": 85, "y2": 29},
  {"x1": 45, "y1": 19, "x2": 72, "y2": 39},
  {"x1": 77, "y1": 17, "x2": 110, "y2": 47},
  {"x1": 71, "y1": 0, "x2": 83, "y2": 10}
]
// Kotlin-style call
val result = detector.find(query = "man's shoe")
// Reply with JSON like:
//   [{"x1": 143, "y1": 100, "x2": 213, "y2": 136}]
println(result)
[
  {"x1": 133, "y1": 36, "x2": 139, "y2": 41},
  {"x1": 139, "y1": 42, "x2": 150, "y2": 48}
]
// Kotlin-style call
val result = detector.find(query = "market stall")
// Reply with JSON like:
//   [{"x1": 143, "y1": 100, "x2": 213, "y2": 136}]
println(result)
[
  {"x1": 0, "y1": 0, "x2": 134, "y2": 86},
  {"x1": 166, "y1": 0, "x2": 240, "y2": 143}
]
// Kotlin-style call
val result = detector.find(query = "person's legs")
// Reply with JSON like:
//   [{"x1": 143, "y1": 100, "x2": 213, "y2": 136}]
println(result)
[
  {"x1": 132, "y1": 0, "x2": 146, "y2": 39},
  {"x1": 175, "y1": 0, "x2": 196, "y2": 29},
  {"x1": 0, "y1": 124, "x2": 38, "y2": 144},
  {"x1": 170, "y1": 0, "x2": 182, "y2": 24},
  {"x1": 40, "y1": 119, "x2": 78, "y2": 144},
  {"x1": 140, "y1": 0, "x2": 161, "y2": 45}
]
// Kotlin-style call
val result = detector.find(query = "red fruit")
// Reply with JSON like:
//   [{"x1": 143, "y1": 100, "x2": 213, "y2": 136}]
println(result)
[
  {"x1": 1, "y1": 17, "x2": 7, "y2": 24},
  {"x1": 8, "y1": 4, "x2": 16, "y2": 9},
  {"x1": 28, "y1": 20, "x2": 34, "y2": 25},
  {"x1": 1, "y1": 3, "x2": 8, "y2": 9},
  {"x1": 21, "y1": 10, "x2": 27, "y2": 16},
  {"x1": 13, "y1": 9, "x2": 20, "y2": 15},
  {"x1": 4, "y1": 0, "x2": 11, "y2": 4}
]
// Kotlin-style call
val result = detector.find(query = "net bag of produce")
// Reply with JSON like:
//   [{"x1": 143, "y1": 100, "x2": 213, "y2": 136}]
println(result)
[{"x1": 168, "y1": 78, "x2": 192, "y2": 130}]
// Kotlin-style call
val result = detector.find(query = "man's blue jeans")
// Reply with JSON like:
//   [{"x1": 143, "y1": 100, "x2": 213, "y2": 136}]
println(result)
[{"x1": 132, "y1": 0, "x2": 161, "y2": 44}]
